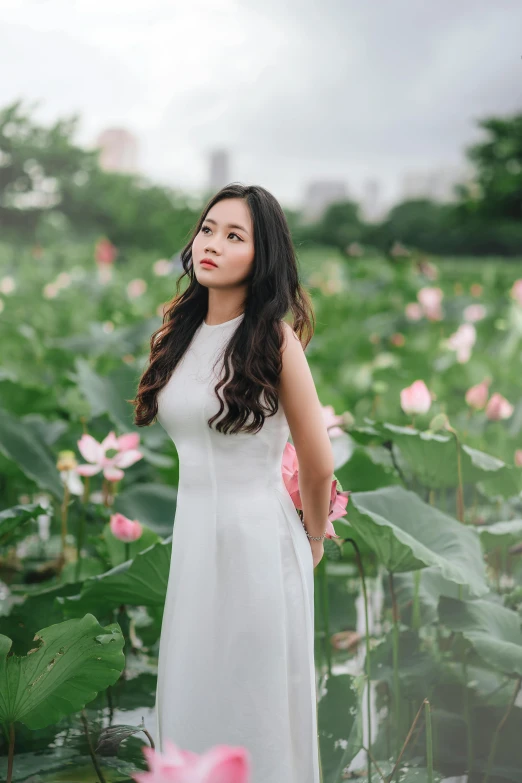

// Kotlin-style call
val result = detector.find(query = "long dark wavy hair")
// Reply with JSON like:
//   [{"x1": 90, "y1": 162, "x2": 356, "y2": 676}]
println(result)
[{"x1": 130, "y1": 183, "x2": 315, "y2": 435}]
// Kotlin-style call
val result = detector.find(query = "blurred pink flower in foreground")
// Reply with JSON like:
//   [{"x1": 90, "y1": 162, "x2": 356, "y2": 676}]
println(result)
[
  {"x1": 485, "y1": 393, "x2": 514, "y2": 421},
  {"x1": 128, "y1": 278, "x2": 148, "y2": 299},
  {"x1": 110, "y1": 512, "x2": 143, "y2": 543},
  {"x1": 405, "y1": 302, "x2": 423, "y2": 321},
  {"x1": 321, "y1": 404, "x2": 345, "y2": 438},
  {"x1": 465, "y1": 379, "x2": 490, "y2": 411},
  {"x1": 281, "y1": 442, "x2": 349, "y2": 538},
  {"x1": 76, "y1": 431, "x2": 143, "y2": 482},
  {"x1": 95, "y1": 237, "x2": 118, "y2": 265},
  {"x1": 117, "y1": 432, "x2": 141, "y2": 451},
  {"x1": 400, "y1": 380, "x2": 432, "y2": 416},
  {"x1": 510, "y1": 279, "x2": 522, "y2": 306},
  {"x1": 390, "y1": 332, "x2": 405, "y2": 347},
  {"x1": 132, "y1": 739, "x2": 251, "y2": 783},
  {"x1": 153, "y1": 259, "x2": 172, "y2": 276},
  {"x1": 447, "y1": 323, "x2": 476, "y2": 363},
  {"x1": 515, "y1": 450, "x2": 522, "y2": 468},
  {"x1": 417, "y1": 287, "x2": 443, "y2": 321},
  {"x1": 463, "y1": 304, "x2": 487, "y2": 323}
]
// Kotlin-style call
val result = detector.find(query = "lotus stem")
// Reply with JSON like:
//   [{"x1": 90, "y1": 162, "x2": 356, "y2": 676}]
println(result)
[
  {"x1": 385, "y1": 697, "x2": 426, "y2": 783},
  {"x1": 463, "y1": 654, "x2": 474, "y2": 777},
  {"x1": 412, "y1": 570, "x2": 421, "y2": 631},
  {"x1": 6, "y1": 723, "x2": 14, "y2": 783},
  {"x1": 482, "y1": 676, "x2": 522, "y2": 783},
  {"x1": 389, "y1": 572, "x2": 401, "y2": 762},
  {"x1": 346, "y1": 538, "x2": 372, "y2": 783},
  {"x1": 59, "y1": 481, "x2": 70, "y2": 567},
  {"x1": 425, "y1": 699, "x2": 433, "y2": 783},
  {"x1": 80, "y1": 709, "x2": 107, "y2": 783}
]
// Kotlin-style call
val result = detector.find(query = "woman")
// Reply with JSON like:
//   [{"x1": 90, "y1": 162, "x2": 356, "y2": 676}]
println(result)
[{"x1": 131, "y1": 183, "x2": 334, "y2": 782}]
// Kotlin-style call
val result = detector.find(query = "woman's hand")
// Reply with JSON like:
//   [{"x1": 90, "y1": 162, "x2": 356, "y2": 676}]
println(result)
[{"x1": 310, "y1": 540, "x2": 324, "y2": 568}]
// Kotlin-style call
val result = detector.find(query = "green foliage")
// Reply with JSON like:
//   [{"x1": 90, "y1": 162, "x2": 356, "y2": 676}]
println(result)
[{"x1": 0, "y1": 615, "x2": 124, "y2": 730}]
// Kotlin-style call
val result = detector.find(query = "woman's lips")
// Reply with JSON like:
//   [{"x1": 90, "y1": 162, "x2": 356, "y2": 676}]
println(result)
[{"x1": 200, "y1": 260, "x2": 217, "y2": 267}]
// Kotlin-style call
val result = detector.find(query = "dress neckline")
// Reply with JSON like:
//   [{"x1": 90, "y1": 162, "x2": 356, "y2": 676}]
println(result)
[{"x1": 201, "y1": 313, "x2": 245, "y2": 330}]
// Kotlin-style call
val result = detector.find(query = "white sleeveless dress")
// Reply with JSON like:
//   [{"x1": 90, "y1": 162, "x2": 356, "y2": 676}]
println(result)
[{"x1": 153, "y1": 312, "x2": 320, "y2": 782}]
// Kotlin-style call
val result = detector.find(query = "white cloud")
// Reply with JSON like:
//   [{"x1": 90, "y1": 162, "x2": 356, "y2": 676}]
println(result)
[{"x1": 0, "y1": 0, "x2": 521, "y2": 209}]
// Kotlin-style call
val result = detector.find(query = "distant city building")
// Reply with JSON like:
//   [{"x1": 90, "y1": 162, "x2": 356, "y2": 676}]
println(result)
[
  {"x1": 360, "y1": 177, "x2": 386, "y2": 222},
  {"x1": 96, "y1": 128, "x2": 139, "y2": 174},
  {"x1": 400, "y1": 165, "x2": 471, "y2": 203},
  {"x1": 208, "y1": 149, "x2": 230, "y2": 192},
  {"x1": 302, "y1": 180, "x2": 349, "y2": 222}
]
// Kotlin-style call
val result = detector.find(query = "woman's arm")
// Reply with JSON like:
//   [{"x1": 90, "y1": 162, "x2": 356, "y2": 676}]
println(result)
[{"x1": 278, "y1": 322, "x2": 335, "y2": 543}]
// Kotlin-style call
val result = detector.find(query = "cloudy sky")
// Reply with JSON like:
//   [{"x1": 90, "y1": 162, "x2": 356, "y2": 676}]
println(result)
[{"x1": 0, "y1": 0, "x2": 521, "y2": 212}]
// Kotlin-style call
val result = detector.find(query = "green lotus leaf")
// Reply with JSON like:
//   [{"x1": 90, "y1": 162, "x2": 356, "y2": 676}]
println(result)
[
  {"x1": 439, "y1": 596, "x2": 522, "y2": 677},
  {"x1": 0, "y1": 408, "x2": 63, "y2": 499},
  {"x1": 349, "y1": 486, "x2": 487, "y2": 596},
  {"x1": 0, "y1": 503, "x2": 47, "y2": 547},
  {"x1": 0, "y1": 615, "x2": 125, "y2": 730},
  {"x1": 59, "y1": 536, "x2": 172, "y2": 617}
]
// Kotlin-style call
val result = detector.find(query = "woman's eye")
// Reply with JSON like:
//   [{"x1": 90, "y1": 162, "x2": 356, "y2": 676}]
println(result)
[{"x1": 201, "y1": 225, "x2": 241, "y2": 240}]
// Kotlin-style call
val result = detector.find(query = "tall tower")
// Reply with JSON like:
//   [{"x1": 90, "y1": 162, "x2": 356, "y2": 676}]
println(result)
[
  {"x1": 96, "y1": 128, "x2": 139, "y2": 174},
  {"x1": 208, "y1": 149, "x2": 230, "y2": 192},
  {"x1": 302, "y1": 180, "x2": 348, "y2": 222},
  {"x1": 361, "y1": 178, "x2": 384, "y2": 222}
]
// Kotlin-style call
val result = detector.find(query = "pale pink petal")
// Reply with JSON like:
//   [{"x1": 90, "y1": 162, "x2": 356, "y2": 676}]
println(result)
[
  {"x1": 101, "y1": 430, "x2": 120, "y2": 454},
  {"x1": 103, "y1": 466, "x2": 125, "y2": 482},
  {"x1": 510, "y1": 279, "x2": 522, "y2": 306},
  {"x1": 110, "y1": 513, "x2": 143, "y2": 542},
  {"x1": 117, "y1": 432, "x2": 141, "y2": 451},
  {"x1": 132, "y1": 740, "x2": 250, "y2": 783},
  {"x1": 405, "y1": 302, "x2": 423, "y2": 321},
  {"x1": 329, "y1": 491, "x2": 350, "y2": 522},
  {"x1": 195, "y1": 744, "x2": 251, "y2": 783},
  {"x1": 114, "y1": 449, "x2": 143, "y2": 469},
  {"x1": 486, "y1": 393, "x2": 514, "y2": 421},
  {"x1": 515, "y1": 450, "x2": 522, "y2": 468},
  {"x1": 456, "y1": 345, "x2": 472, "y2": 363},
  {"x1": 400, "y1": 380, "x2": 432, "y2": 415},
  {"x1": 463, "y1": 304, "x2": 487, "y2": 322},
  {"x1": 465, "y1": 380, "x2": 490, "y2": 410},
  {"x1": 77, "y1": 433, "x2": 103, "y2": 464},
  {"x1": 76, "y1": 463, "x2": 102, "y2": 477}
]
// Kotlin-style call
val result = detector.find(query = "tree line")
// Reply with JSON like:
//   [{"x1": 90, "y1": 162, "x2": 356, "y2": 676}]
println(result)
[{"x1": 1, "y1": 99, "x2": 521, "y2": 258}]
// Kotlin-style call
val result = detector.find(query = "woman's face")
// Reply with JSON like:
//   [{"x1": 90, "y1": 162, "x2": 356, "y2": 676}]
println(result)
[{"x1": 192, "y1": 197, "x2": 255, "y2": 288}]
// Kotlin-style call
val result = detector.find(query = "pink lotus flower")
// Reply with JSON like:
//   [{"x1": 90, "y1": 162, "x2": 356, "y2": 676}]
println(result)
[
  {"x1": 132, "y1": 739, "x2": 251, "y2": 783},
  {"x1": 485, "y1": 393, "x2": 514, "y2": 421},
  {"x1": 447, "y1": 323, "x2": 476, "y2": 363},
  {"x1": 417, "y1": 287, "x2": 443, "y2": 321},
  {"x1": 514, "y1": 450, "x2": 522, "y2": 468},
  {"x1": 128, "y1": 278, "x2": 148, "y2": 299},
  {"x1": 510, "y1": 279, "x2": 522, "y2": 306},
  {"x1": 463, "y1": 304, "x2": 487, "y2": 323},
  {"x1": 400, "y1": 380, "x2": 432, "y2": 416},
  {"x1": 117, "y1": 432, "x2": 141, "y2": 451},
  {"x1": 281, "y1": 442, "x2": 349, "y2": 538},
  {"x1": 405, "y1": 302, "x2": 423, "y2": 321},
  {"x1": 322, "y1": 404, "x2": 345, "y2": 438},
  {"x1": 76, "y1": 430, "x2": 143, "y2": 482},
  {"x1": 110, "y1": 512, "x2": 143, "y2": 543},
  {"x1": 95, "y1": 237, "x2": 118, "y2": 265},
  {"x1": 390, "y1": 332, "x2": 405, "y2": 347},
  {"x1": 465, "y1": 379, "x2": 490, "y2": 411}
]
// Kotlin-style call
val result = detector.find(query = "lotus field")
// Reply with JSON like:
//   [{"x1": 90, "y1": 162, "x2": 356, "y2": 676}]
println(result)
[{"x1": 1, "y1": 240, "x2": 522, "y2": 783}]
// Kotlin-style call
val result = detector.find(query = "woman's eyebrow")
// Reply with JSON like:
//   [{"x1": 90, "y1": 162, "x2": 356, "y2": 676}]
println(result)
[{"x1": 204, "y1": 218, "x2": 249, "y2": 235}]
